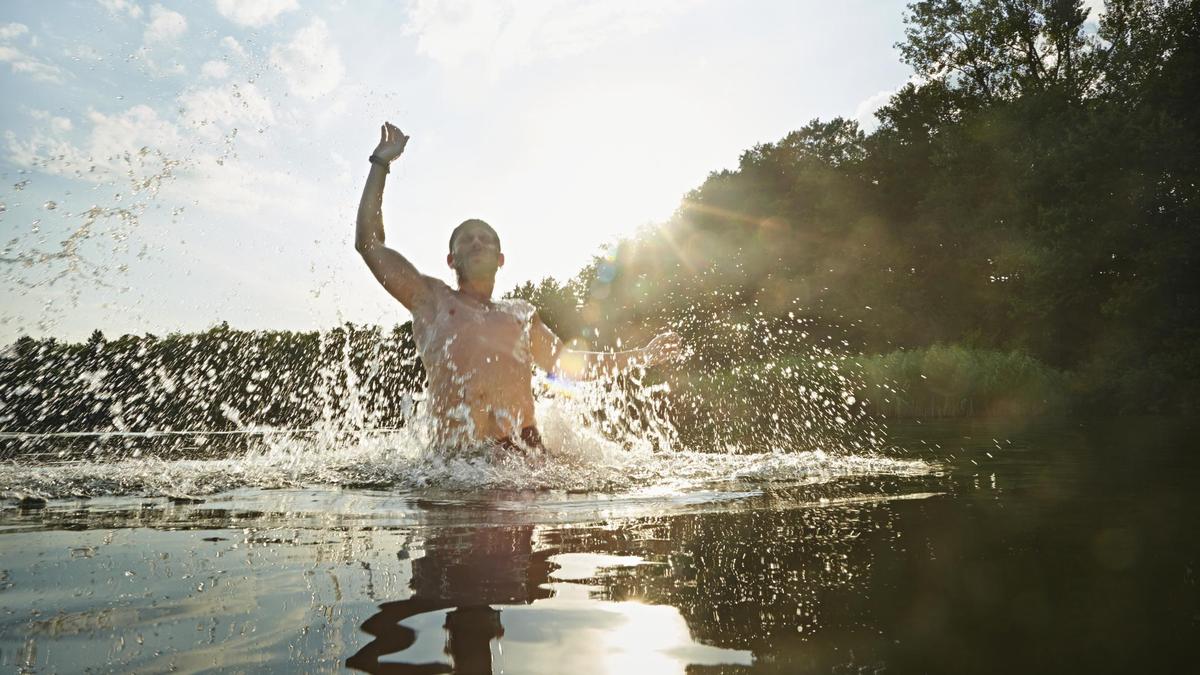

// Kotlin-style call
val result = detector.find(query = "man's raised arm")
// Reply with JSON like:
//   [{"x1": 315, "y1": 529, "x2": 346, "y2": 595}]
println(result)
[{"x1": 355, "y1": 122, "x2": 433, "y2": 311}]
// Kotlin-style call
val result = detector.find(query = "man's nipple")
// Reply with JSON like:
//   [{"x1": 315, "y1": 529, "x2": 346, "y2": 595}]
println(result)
[{"x1": 448, "y1": 309, "x2": 455, "y2": 316}]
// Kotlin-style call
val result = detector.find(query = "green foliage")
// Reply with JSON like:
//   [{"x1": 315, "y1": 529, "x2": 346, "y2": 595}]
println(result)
[
  {"x1": 855, "y1": 346, "x2": 1070, "y2": 417},
  {"x1": 503, "y1": 275, "x2": 587, "y2": 338}
]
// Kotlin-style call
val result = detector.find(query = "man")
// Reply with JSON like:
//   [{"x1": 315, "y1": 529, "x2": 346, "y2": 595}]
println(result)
[{"x1": 356, "y1": 122, "x2": 682, "y2": 451}]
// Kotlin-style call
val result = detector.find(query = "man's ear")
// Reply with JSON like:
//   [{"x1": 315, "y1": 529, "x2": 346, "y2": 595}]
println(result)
[
  {"x1": 498, "y1": 252, "x2": 505, "y2": 268},
  {"x1": 446, "y1": 253, "x2": 454, "y2": 268}
]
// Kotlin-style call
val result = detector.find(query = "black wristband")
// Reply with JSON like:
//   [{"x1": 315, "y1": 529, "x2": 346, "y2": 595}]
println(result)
[{"x1": 368, "y1": 154, "x2": 390, "y2": 173}]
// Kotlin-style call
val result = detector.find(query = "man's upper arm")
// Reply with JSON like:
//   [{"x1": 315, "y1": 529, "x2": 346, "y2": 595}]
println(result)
[
  {"x1": 359, "y1": 244, "x2": 437, "y2": 311},
  {"x1": 530, "y1": 312, "x2": 564, "y2": 374}
]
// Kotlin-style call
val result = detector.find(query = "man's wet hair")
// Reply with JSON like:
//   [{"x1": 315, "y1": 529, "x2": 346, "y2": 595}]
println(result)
[{"x1": 448, "y1": 219, "x2": 500, "y2": 252}]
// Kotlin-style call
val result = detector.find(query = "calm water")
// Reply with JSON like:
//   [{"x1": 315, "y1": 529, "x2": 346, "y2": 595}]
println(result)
[{"x1": 1, "y1": 417, "x2": 1197, "y2": 673}]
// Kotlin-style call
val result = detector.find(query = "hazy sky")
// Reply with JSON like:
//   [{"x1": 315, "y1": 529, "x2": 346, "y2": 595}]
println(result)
[{"x1": 0, "y1": 0, "x2": 914, "y2": 343}]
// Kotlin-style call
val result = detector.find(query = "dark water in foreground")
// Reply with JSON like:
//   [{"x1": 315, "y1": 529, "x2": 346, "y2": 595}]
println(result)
[{"x1": 1, "y1": 417, "x2": 1197, "y2": 673}]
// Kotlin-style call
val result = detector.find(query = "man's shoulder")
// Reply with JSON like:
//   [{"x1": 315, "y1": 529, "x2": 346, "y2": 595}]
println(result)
[{"x1": 497, "y1": 298, "x2": 538, "y2": 320}]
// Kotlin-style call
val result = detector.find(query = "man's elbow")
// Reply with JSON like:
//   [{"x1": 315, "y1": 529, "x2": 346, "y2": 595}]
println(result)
[{"x1": 355, "y1": 237, "x2": 377, "y2": 257}]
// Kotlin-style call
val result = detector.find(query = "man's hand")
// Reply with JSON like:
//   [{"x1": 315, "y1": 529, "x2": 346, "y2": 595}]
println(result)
[
  {"x1": 644, "y1": 331, "x2": 684, "y2": 367},
  {"x1": 373, "y1": 121, "x2": 410, "y2": 163}
]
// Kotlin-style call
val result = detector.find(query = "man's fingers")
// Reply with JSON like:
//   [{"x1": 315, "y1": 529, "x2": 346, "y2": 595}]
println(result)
[{"x1": 377, "y1": 122, "x2": 409, "y2": 150}]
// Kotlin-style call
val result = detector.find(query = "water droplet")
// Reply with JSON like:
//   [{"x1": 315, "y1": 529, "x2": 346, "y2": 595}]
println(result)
[
  {"x1": 13, "y1": 180, "x2": 30, "y2": 191},
  {"x1": 43, "y1": 201, "x2": 57, "y2": 211}
]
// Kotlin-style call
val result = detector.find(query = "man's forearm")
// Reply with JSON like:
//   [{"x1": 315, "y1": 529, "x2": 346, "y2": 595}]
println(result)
[
  {"x1": 556, "y1": 348, "x2": 651, "y2": 380},
  {"x1": 355, "y1": 164, "x2": 389, "y2": 252}
]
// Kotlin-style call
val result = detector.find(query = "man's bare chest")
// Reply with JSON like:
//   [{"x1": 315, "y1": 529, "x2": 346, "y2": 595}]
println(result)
[{"x1": 415, "y1": 296, "x2": 534, "y2": 367}]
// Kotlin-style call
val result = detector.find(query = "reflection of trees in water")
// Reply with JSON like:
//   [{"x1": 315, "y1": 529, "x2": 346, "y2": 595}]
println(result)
[
  {"x1": 348, "y1": 499, "x2": 894, "y2": 672},
  {"x1": 544, "y1": 505, "x2": 885, "y2": 651}
]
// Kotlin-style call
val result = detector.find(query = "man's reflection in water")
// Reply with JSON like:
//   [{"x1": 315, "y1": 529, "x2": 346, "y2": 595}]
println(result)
[{"x1": 347, "y1": 525, "x2": 556, "y2": 674}]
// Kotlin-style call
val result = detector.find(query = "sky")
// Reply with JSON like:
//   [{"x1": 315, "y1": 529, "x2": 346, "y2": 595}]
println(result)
[{"x1": 0, "y1": 0, "x2": 915, "y2": 343}]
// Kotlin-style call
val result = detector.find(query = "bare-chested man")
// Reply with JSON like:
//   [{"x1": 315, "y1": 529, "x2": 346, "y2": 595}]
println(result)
[{"x1": 356, "y1": 122, "x2": 682, "y2": 451}]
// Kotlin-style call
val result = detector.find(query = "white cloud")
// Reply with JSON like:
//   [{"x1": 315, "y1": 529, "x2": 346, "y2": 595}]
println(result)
[
  {"x1": 178, "y1": 82, "x2": 275, "y2": 138},
  {"x1": 0, "y1": 45, "x2": 66, "y2": 83},
  {"x1": 8, "y1": 84, "x2": 273, "y2": 188},
  {"x1": 6, "y1": 104, "x2": 186, "y2": 191},
  {"x1": 144, "y1": 4, "x2": 187, "y2": 44},
  {"x1": 28, "y1": 108, "x2": 75, "y2": 133},
  {"x1": 0, "y1": 22, "x2": 29, "y2": 40},
  {"x1": 136, "y1": 5, "x2": 189, "y2": 76},
  {"x1": 852, "y1": 88, "x2": 897, "y2": 132},
  {"x1": 851, "y1": 75, "x2": 926, "y2": 131},
  {"x1": 269, "y1": 18, "x2": 344, "y2": 98},
  {"x1": 405, "y1": 0, "x2": 698, "y2": 75},
  {"x1": 87, "y1": 105, "x2": 186, "y2": 160},
  {"x1": 220, "y1": 36, "x2": 247, "y2": 59},
  {"x1": 1, "y1": 22, "x2": 65, "y2": 83},
  {"x1": 97, "y1": 0, "x2": 144, "y2": 20},
  {"x1": 201, "y1": 59, "x2": 231, "y2": 79},
  {"x1": 6, "y1": 99, "x2": 317, "y2": 222},
  {"x1": 215, "y1": 0, "x2": 298, "y2": 28}
]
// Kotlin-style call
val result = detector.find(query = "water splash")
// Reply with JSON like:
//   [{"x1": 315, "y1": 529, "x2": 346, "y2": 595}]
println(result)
[
  {"x1": 0, "y1": 426, "x2": 929, "y2": 502},
  {"x1": 0, "y1": 320, "x2": 932, "y2": 500}
]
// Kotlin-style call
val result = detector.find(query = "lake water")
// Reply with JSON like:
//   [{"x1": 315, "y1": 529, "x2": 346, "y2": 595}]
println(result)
[{"x1": 1, "y1": 417, "x2": 1196, "y2": 673}]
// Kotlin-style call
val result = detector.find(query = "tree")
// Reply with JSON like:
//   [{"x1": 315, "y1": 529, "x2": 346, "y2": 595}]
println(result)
[{"x1": 899, "y1": 0, "x2": 1101, "y2": 102}]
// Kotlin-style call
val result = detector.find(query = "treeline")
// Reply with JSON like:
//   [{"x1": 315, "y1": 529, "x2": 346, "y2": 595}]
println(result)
[
  {"x1": 0, "y1": 323, "x2": 424, "y2": 436},
  {"x1": 512, "y1": 0, "x2": 1200, "y2": 415}
]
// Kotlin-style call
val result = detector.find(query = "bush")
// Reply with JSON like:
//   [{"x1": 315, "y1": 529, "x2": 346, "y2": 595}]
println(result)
[{"x1": 854, "y1": 345, "x2": 1070, "y2": 418}]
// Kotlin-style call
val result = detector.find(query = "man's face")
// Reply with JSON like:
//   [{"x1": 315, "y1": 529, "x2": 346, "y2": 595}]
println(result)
[{"x1": 448, "y1": 224, "x2": 503, "y2": 280}]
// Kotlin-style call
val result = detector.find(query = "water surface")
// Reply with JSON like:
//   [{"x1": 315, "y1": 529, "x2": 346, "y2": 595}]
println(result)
[{"x1": 1, "y1": 417, "x2": 1197, "y2": 673}]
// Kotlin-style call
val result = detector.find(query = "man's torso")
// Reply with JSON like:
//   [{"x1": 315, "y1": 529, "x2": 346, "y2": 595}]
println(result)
[{"x1": 411, "y1": 282, "x2": 538, "y2": 443}]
